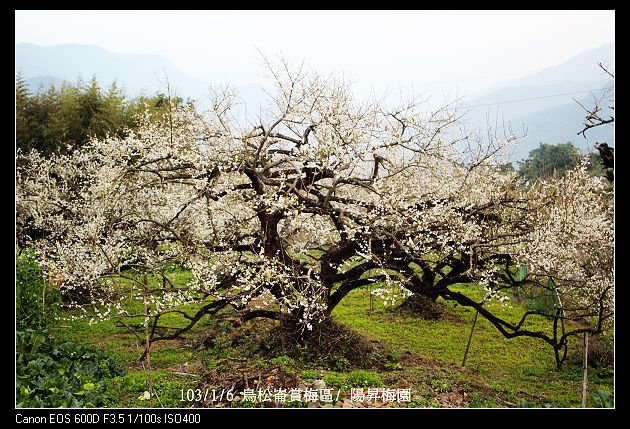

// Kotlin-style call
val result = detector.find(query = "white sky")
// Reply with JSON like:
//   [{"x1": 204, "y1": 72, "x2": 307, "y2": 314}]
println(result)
[{"x1": 15, "y1": 10, "x2": 615, "y2": 98}]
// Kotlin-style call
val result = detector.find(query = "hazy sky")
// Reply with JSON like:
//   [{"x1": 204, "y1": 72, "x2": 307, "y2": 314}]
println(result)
[{"x1": 15, "y1": 10, "x2": 615, "y2": 98}]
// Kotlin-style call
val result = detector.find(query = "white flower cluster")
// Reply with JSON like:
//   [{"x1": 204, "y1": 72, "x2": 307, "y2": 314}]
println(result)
[{"x1": 16, "y1": 60, "x2": 613, "y2": 337}]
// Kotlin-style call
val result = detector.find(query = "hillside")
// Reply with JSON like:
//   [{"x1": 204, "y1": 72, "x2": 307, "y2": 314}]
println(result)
[
  {"x1": 462, "y1": 42, "x2": 614, "y2": 160},
  {"x1": 16, "y1": 42, "x2": 209, "y2": 100},
  {"x1": 16, "y1": 42, "x2": 615, "y2": 161}
]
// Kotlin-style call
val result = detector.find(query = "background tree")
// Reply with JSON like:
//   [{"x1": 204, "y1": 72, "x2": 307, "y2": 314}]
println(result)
[
  {"x1": 15, "y1": 72, "x2": 30, "y2": 144},
  {"x1": 518, "y1": 142, "x2": 581, "y2": 182},
  {"x1": 15, "y1": 74, "x2": 186, "y2": 157}
]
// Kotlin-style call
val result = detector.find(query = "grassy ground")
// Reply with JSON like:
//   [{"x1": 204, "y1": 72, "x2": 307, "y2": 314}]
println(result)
[
  {"x1": 50, "y1": 278, "x2": 613, "y2": 408},
  {"x1": 333, "y1": 285, "x2": 613, "y2": 407}
]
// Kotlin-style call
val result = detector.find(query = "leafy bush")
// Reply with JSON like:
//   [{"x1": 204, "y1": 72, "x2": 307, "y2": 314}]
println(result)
[
  {"x1": 300, "y1": 369, "x2": 320, "y2": 381},
  {"x1": 271, "y1": 355, "x2": 296, "y2": 369},
  {"x1": 331, "y1": 357, "x2": 351, "y2": 371},
  {"x1": 322, "y1": 372, "x2": 346, "y2": 388},
  {"x1": 16, "y1": 248, "x2": 60, "y2": 330},
  {"x1": 567, "y1": 334, "x2": 614, "y2": 369},
  {"x1": 587, "y1": 335, "x2": 614, "y2": 368},
  {"x1": 345, "y1": 370, "x2": 383, "y2": 387},
  {"x1": 430, "y1": 378, "x2": 453, "y2": 393},
  {"x1": 16, "y1": 330, "x2": 124, "y2": 407},
  {"x1": 592, "y1": 390, "x2": 614, "y2": 408}
]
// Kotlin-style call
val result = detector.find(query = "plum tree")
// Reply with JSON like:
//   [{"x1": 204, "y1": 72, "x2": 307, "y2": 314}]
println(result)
[{"x1": 16, "y1": 58, "x2": 613, "y2": 367}]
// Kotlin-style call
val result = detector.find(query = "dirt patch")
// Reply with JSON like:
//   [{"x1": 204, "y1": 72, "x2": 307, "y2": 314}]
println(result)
[{"x1": 201, "y1": 363, "x2": 300, "y2": 393}]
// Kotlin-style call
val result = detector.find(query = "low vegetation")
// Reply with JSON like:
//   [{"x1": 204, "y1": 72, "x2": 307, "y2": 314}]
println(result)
[{"x1": 43, "y1": 270, "x2": 612, "y2": 408}]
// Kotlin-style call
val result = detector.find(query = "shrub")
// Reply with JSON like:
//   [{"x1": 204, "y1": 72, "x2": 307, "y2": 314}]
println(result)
[
  {"x1": 587, "y1": 335, "x2": 614, "y2": 368},
  {"x1": 300, "y1": 370, "x2": 320, "y2": 381},
  {"x1": 345, "y1": 370, "x2": 383, "y2": 387},
  {"x1": 16, "y1": 330, "x2": 124, "y2": 407},
  {"x1": 567, "y1": 334, "x2": 614, "y2": 369},
  {"x1": 16, "y1": 248, "x2": 60, "y2": 330},
  {"x1": 331, "y1": 357, "x2": 351, "y2": 372},
  {"x1": 592, "y1": 390, "x2": 614, "y2": 408}
]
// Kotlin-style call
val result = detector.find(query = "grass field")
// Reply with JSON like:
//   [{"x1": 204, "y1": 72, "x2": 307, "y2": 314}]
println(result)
[{"x1": 49, "y1": 275, "x2": 613, "y2": 408}]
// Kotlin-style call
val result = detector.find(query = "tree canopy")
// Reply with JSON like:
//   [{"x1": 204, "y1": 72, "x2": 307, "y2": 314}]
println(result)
[
  {"x1": 518, "y1": 142, "x2": 582, "y2": 182},
  {"x1": 16, "y1": 60, "x2": 613, "y2": 367},
  {"x1": 15, "y1": 72, "x2": 185, "y2": 157}
]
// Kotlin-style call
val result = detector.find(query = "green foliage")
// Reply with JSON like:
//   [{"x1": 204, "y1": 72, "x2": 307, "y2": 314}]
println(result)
[
  {"x1": 15, "y1": 74, "x2": 186, "y2": 157},
  {"x1": 126, "y1": 92, "x2": 185, "y2": 124},
  {"x1": 345, "y1": 370, "x2": 383, "y2": 387},
  {"x1": 271, "y1": 355, "x2": 296, "y2": 371},
  {"x1": 383, "y1": 351, "x2": 402, "y2": 370},
  {"x1": 300, "y1": 369, "x2": 320, "y2": 381},
  {"x1": 468, "y1": 392, "x2": 497, "y2": 408},
  {"x1": 523, "y1": 278, "x2": 559, "y2": 315},
  {"x1": 333, "y1": 286, "x2": 613, "y2": 407},
  {"x1": 104, "y1": 369, "x2": 191, "y2": 408},
  {"x1": 587, "y1": 151, "x2": 605, "y2": 177},
  {"x1": 592, "y1": 390, "x2": 614, "y2": 408},
  {"x1": 497, "y1": 162, "x2": 515, "y2": 173},
  {"x1": 383, "y1": 362, "x2": 402, "y2": 370},
  {"x1": 322, "y1": 372, "x2": 346, "y2": 388},
  {"x1": 16, "y1": 330, "x2": 124, "y2": 407},
  {"x1": 430, "y1": 377, "x2": 453, "y2": 393},
  {"x1": 44, "y1": 268, "x2": 612, "y2": 408},
  {"x1": 410, "y1": 397, "x2": 441, "y2": 408},
  {"x1": 331, "y1": 356, "x2": 351, "y2": 372},
  {"x1": 518, "y1": 142, "x2": 581, "y2": 182},
  {"x1": 519, "y1": 400, "x2": 570, "y2": 408},
  {"x1": 16, "y1": 248, "x2": 60, "y2": 330}
]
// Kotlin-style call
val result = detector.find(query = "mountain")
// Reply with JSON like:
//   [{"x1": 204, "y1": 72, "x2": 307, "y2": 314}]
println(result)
[
  {"x1": 25, "y1": 75, "x2": 65, "y2": 92},
  {"x1": 16, "y1": 42, "x2": 615, "y2": 160},
  {"x1": 16, "y1": 43, "x2": 210, "y2": 100},
  {"x1": 461, "y1": 42, "x2": 614, "y2": 160},
  {"x1": 504, "y1": 43, "x2": 614, "y2": 88},
  {"x1": 15, "y1": 43, "x2": 271, "y2": 117},
  {"x1": 506, "y1": 93, "x2": 614, "y2": 161},
  {"x1": 462, "y1": 79, "x2": 608, "y2": 123}
]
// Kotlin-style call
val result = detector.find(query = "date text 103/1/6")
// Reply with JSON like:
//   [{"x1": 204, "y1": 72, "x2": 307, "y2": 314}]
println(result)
[{"x1": 181, "y1": 388, "x2": 412, "y2": 404}]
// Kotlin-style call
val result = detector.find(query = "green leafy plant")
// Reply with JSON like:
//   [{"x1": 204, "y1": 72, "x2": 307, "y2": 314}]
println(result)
[
  {"x1": 430, "y1": 378, "x2": 453, "y2": 393},
  {"x1": 331, "y1": 357, "x2": 351, "y2": 372},
  {"x1": 323, "y1": 372, "x2": 346, "y2": 388},
  {"x1": 16, "y1": 248, "x2": 60, "y2": 330},
  {"x1": 300, "y1": 369, "x2": 320, "y2": 381},
  {"x1": 16, "y1": 330, "x2": 124, "y2": 407},
  {"x1": 271, "y1": 355, "x2": 296, "y2": 368},
  {"x1": 345, "y1": 370, "x2": 383, "y2": 387},
  {"x1": 410, "y1": 397, "x2": 440, "y2": 408},
  {"x1": 592, "y1": 390, "x2": 614, "y2": 408},
  {"x1": 384, "y1": 362, "x2": 402, "y2": 370},
  {"x1": 468, "y1": 392, "x2": 496, "y2": 408}
]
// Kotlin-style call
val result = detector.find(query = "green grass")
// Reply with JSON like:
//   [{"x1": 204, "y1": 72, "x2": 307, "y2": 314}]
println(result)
[
  {"x1": 49, "y1": 271, "x2": 612, "y2": 408},
  {"x1": 332, "y1": 284, "x2": 612, "y2": 406},
  {"x1": 50, "y1": 270, "x2": 217, "y2": 408}
]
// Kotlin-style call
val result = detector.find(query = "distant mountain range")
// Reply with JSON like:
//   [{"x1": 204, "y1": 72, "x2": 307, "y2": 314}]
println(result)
[
  {"x1": 16, "y1": 43, "x2": 210, "y2": 99},
  {"x1": 16, "y1": 42, "x2": 614, "y2": 161},
  {"x1": 461, "y1": 43, "x2": 614, "y2": 160}
]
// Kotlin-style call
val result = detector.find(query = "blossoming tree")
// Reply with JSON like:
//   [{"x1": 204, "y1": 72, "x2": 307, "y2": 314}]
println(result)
[{"x1": 16, "y1": 59, "x2": 613, "y2": 366}]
